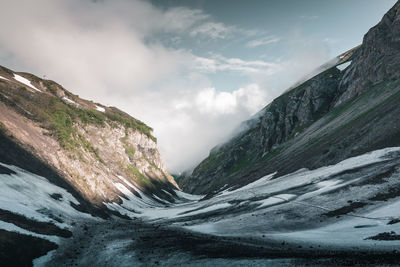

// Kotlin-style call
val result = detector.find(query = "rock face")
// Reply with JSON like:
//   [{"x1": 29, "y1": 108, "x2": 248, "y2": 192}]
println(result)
[
  {"x1": 0, "y1": 66, "x2": 178, "y2": 205},
  {"x1": 335, "y1": 2, "x2": 400, "y2": 105},
  {"x1": 181, "y1": 2, "x2": 400, "y2": 195}
]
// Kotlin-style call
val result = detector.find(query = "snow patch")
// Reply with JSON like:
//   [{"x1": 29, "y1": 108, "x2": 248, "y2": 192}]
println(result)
[
  {"x1": 96, "y1": 105, "x2": 105, "y2": 112},
  {"x1": 0, "y1": 75, "x2": 9, "y2": 80},
  {"x1": 0, "y1": 220, "x2": 59, "y2": 243},
  {"x1": 257, "y1": 194, "x2": 296, "y2": 208},
  {"x1": 183, "y1": 203, "x2": 231, "y2": 216},
  {"x1": 13, "y1": 74, "x2": 41, "y2": 92},
  {"x1": 337, "y1": 61, "x2": 352, "y2": 71},
  {"x1": 117, "y1": 175, "x2": 135, "y2": 190},
  {"x1": 0, "y1": 162, "x2": 94, "y2": 229},
  {"x1": 62, "y1": 97, "x2": 79, "y2": 106},
  {"x1": 173, "y1": 189, "x2": 203, "y2": 201}
]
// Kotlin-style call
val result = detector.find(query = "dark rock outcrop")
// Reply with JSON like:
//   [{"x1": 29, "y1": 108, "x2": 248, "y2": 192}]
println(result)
[{"x1": 336, "y1": 2, "x2": 400, "y2": 105}]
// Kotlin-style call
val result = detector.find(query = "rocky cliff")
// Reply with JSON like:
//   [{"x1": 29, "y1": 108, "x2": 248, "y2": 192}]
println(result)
[
  {"x1": 0, "y1": 66, "x2": 178, "y2": 206},
  {"x1": 181, "y1": 1, "x2": 400, "y2": 195}
]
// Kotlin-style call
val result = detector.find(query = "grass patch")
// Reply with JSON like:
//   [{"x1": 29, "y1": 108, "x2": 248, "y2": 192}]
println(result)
[
  {"x1": 229, "y1": 154, "x2": 252, "y2": 174},
  {"x1": 195, "y1": 152, "x2": 221, "y2": 173},
  {"x1": 124, "y1": 144, "x2": 135, "y2": 160},
  {"x1": 106, "y1": 112, "x2": 155, "y2": 142},
  {"x1": 126, "y1": 164, "x2": 152, "y2": 187}
]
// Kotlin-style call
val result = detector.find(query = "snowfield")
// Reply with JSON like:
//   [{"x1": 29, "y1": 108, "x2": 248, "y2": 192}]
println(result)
[
  {"x1": 106, "y1": 147, "x2": 400, "y2": 251},
  {"x1": 0, "y1": 163, "x2": 96, "y2": 242},
  {"x1": 2, "y1": 147, "x2": 400, "y2": 265}
]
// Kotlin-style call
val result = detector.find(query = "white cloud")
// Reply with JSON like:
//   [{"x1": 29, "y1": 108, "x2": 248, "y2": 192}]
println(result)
[
  {"x1": 194, "y1": 54, "x2": 281, "y2": 74},
  {"x1": 195, "y1": 84, "x2": 264, "y2": 115},
  {"x1": 190, "y1": 22, "x2": 236, "y2": 39},
  {"x1": 160, "y1": 7, "x2": 210, "y2": 33},
  {"x1": 152, "y1": 84, "x2": 267, "y2": 172},
  {"x1": 246, "y1": 36, "x2": 281, "y2": 48},
  {"x1": 0, "y1": 0, "x2": 332, "y2": 174}
]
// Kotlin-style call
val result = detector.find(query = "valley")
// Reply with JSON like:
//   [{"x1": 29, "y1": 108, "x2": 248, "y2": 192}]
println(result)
[{"x1": 1, "y1": 1, "x2": 400, "y2": 266}]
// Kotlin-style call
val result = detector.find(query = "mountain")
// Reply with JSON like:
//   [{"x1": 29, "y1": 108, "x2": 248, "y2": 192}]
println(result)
[
  {"x1": 180, "y1": 1, "x2": 400, "y2": 195},
  {"x1": 2, "y1": 2, "x2": 400, "y2": 266},
  {"x1": 0, "y1": 66, "x2": 178, "y2": 206}
]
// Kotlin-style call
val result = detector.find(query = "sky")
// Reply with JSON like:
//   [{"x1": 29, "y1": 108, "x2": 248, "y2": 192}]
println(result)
[{"x1": 0, "y1": 0, "x2": 396, "y2": 173}]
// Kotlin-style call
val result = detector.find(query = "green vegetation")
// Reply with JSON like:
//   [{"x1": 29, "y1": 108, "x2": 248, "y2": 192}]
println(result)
[
  {"x1": 1, "y1": 76, "x2": 157, "y2": 171},
  {"x1": 124, "y1": 144, "x2": 136, "y2": 160},
  {"x1": 229, "y1": 154, "x2": 252, "y2": 174},
  {"x1": 107, "y1": 112, "x2": 155, "y2": 141},
  {"x1": 126, "y1": 164, "x2": 152, "y2": 187},
  {"x1": 305, "y1": 80, "x2": 400, "y2": 151},
  {"x1": 5, "y1": 86, "x2": 157, "y2": 161},
  {"x1": 196, "y1": 152, "x2": 221, "y2": 173}
]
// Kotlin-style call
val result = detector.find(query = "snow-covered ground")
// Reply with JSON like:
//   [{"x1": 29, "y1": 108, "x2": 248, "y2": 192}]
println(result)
[
  {"x1": 106, "y1": 147, "x2": 400, "y2": 251},
  {"x1": 0, "y1": 163, "x2": 97, "y2": 242},
  {"x1": 337, "y1": 61, "x2": 352, "y2": 71},
  {"x1": 96, "y1": 105, "x2": 105, "y2": 112},
  {"x1": 62, "y1": 96, "x2": 78, "y2": 106},
  {"x1": 3, "y1": 147, "x2": 400, "y2": 266},
  {"x1": 13, "y1": 74, "x2": 41, "y2": 92}
]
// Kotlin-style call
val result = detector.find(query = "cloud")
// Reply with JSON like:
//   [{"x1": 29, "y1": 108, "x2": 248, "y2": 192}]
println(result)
[
  {"x1": 0, "y1": 0, "x2": 332, "y2": 174},
  {"x1": 195, "y1": 84, "x2": 265, "y2": 115},
  {"x1": 190, "y1": 22, "x2": 236, "y2": 39},
  {"x1": 246, "y1": 36, "x2": 281, "y2": 48},
  {"x1": 194, "y1": 54, "x2": 281, "y2": 74},
  {"x1": 152, "y1": 84, "x2": 267, "y2": 172}
]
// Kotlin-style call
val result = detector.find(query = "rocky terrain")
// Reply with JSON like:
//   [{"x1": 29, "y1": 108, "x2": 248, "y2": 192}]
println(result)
[
  {"x1": 180, "y1": 1, "x2": 400, "y2": 195},
  {"x1": 0, "y1": 66, "x2": 178, "y2": 205}
]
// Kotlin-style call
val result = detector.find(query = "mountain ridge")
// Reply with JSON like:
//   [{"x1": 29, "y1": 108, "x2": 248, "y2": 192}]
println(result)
[
  {"x1": 180, "y1": 1, "x2": 400, "y2": 195},
  {"x1": 0, "y1": 65, "x2": 178, "y2": 206}
]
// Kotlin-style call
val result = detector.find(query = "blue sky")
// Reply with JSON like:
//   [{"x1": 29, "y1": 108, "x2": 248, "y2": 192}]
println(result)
[
  {"x1": 150, "y1": 0, "x2": 396, "y2": 91},
  {"x1": 0, "y1": 0, "x2": 396, "y2": 172}
]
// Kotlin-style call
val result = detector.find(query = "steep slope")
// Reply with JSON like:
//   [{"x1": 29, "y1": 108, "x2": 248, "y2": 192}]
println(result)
[
  {"x1": 0, "y1": 65, "x2": 178, "y2": 206},
  {"x1": 181, "y1": 1, "x2": 400, "y2": 195}
]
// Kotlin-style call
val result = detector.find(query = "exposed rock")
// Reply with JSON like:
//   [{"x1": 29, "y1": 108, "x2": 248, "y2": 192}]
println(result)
[
  {"x1": 335, "y1": 2, "x2": 400, "y2": 105},
  {"x1": 0, "y1": 66, "x2": 178, "y2": 205},
  {"x1": 181, "y1": 1, "x2": 400, "y2": 195}
]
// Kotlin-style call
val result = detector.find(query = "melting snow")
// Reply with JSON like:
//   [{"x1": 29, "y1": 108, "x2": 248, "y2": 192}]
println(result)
[
  {"x1": 107, "y1": 147, "x2": 400, "y2": 226},
  {"x1": 0, "y1": 75, "x2": 9, "y2": 80},
  {"x1": 256, "y1": 194, "x2": 296, "y2": 208},
  {"x1": 96, "y1": 105, "x2": 105, "y2": 112},
  {"x1": 13, "y1": 74, "x2": 41, "y2": 92},
  {"x1": 183, "y1": 203, "x2": 231, "y2": 216},
  {"x1": 172, "y1": 189, "x2": 203, "y2": 201},
  {"x1": 117, "y1": 175, "x2": 135, "y2": 189},
  {"x1": 272, "y1": 200, "x2": 400, "y2": 248},
  {"x1": 0, "y1": 162, "x2": 94, "y2": 230},
  {"x1": 0, "y1": 220, "x2": 59, "y2": 243},
  {"x1": 337, "y1": 61, "x2": 352, "y2": 71},
  {"x1": 62, "y1": 97, "x2": 78, "y2": 106}
]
